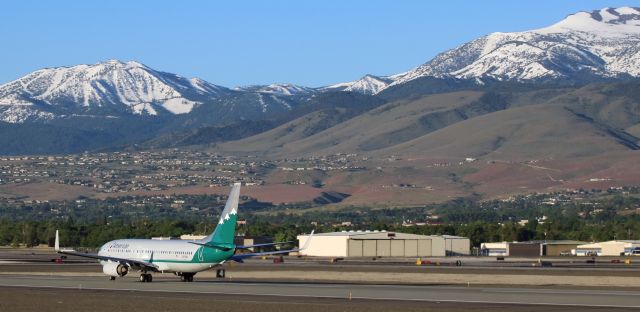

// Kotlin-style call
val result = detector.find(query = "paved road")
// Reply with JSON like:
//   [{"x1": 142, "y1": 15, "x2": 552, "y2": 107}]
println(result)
[{"x1": 1, "y1": 274, "x2": 639, "y2": 308}]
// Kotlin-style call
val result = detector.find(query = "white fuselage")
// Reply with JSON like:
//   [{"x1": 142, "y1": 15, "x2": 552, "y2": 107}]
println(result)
[{"x1": 98, "y1": 239, "x2": 218, "y2": 273}]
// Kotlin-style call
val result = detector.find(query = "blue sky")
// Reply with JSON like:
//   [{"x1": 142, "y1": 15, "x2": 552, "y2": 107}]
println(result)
[{"x1": 1, "y1": 0, "x2": 638, "y2": 87}]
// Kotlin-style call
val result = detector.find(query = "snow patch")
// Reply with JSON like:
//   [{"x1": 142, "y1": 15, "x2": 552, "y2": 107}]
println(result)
[
  {"x1": 236, "y1": 84, "x2": 314, "y2": 96},
  {"x1": 257, "y1": 94, "x2": 267, "y2": 113},
  {"x1": 270, "y1": 94, "x2": 292, "y2": 110},
  {"x1": 161, "y1": 98, "x2": 198, "y2": 114},
  {"x1": 324, "y1": 75, "x2": 391, "y2": 95},
  {"x1": 131, "y1": 102, "x2": 158, "y2": 116},
  {"x1": 615, "y1": 7, "x2": 640, "y2": 15},
  {"x1": 0, "y1": 106, "x2": 54, "y2": 123},
  {"x1": 0, "y1": 94, "x2": 32, "y2": 106}
]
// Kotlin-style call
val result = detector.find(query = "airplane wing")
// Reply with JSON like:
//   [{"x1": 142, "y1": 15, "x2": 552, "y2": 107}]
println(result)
[
  {"x1": 229, "y1": 231, "x2": 314, "y2": 263},
  {"x1": 57, "y1": 249, "x2": 159, "y2": 270},
  {"x1": 55, "y1": 231, "x2": 158, "y2": 270},
  {"x1": 236, "y1": 241, "x2": 294, "y2": 249}
]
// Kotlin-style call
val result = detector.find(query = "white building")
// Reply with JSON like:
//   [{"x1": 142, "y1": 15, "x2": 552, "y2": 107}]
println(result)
[
  {"x1": 297, "y1": 231, "x2": 469, "y2": 257},
  {"x1": 480, "y1": 242, "x2": 509, "y2": 256},
  {"x1": 575, "y1": 240, "x2": 640, "y2": 256}
]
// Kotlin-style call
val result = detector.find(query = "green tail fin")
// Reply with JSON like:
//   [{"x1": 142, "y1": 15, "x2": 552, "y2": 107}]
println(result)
[{"x1": 202, "y1": 182, "x2": 241, "y2": 244}]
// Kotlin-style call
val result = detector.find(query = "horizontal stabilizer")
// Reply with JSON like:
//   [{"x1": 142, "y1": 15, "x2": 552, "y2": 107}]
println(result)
[
  {"x1": 236, "y1": 241, "x2": 294, "y2": 249},
  {"x1": 188, "y1": 241, "x2": 235, "y2": 251},
  {"x1": 229, "y1": 230, "x2": 314, "y2": 261}
]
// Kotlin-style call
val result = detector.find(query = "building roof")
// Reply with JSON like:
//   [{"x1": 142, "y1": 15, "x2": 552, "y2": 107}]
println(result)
[
  {"x1": 577, "y1": 242, "x2": 602, "y2": 249},
  {"x1": 481, "y1": 242, "x2": 508, "y2": 248},
  {"x1": 482, "y1": 240, "x2": 587, "y2": 246},
  {"x1": 509, "y1": 241, "x2": 542, "y2": 245},
  {"x1": 577, "y1": 240, "x2": 640, "y2": 248},
  {"x1": 298, "y1": 231, "x2": 456, "y2": 240},
  {"x1": 302, "y1": 230, "x2": 388, "y2": 237},
  {"x1": 440, "y1": 235, "x2": 468, "y2": 239},
  {"x1": 528, "y1": 240, "x2": 588, "y2": 245}
]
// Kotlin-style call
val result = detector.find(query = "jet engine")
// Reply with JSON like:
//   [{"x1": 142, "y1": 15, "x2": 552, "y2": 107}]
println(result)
[{"x1": 102, "y1": 262, "x2": 129, "y2": 277}]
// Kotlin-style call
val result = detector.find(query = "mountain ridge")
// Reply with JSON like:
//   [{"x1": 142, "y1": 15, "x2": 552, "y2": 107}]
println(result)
[
  {"x1": 386, "y1": 7, "x2": 640, "y2": 89},
  {"x1": 1, "y1": 6, "x2": 640, "y2": 156}
]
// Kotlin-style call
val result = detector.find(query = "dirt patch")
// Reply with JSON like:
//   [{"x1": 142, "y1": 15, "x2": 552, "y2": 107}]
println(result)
[
  {"x1": 0, "y1": 182, "x2": 95, "y2": 201},
  {"x1": 93, "y1": 184, "x2": 326, "y2": 204}
]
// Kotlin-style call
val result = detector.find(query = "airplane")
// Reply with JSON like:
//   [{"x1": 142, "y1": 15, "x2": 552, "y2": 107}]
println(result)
[{"x1": 55, "y1": 182, "x2": 313, "y2": 282}]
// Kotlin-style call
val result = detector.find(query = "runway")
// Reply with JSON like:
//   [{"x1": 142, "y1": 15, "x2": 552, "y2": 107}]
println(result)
[{"x1": 1, "y1": 274, "x2": 640, "y2": 309}]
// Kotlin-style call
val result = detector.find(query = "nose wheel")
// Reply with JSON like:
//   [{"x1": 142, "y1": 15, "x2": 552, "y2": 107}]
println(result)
[{"x1": 139, "y1": 273, "x2": 153, "y2": 283}]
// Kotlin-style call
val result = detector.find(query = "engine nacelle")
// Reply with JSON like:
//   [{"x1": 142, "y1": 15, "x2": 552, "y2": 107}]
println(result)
[{"x1": 102, "y1": 262, "x2": 129, "y2": 277}]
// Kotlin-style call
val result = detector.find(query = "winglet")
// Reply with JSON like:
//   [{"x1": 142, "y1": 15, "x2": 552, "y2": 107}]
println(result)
[
  {"x1": 54, "y1": 230, "x2": 60, "y2": 251},
  {"x1": 300, "y1": 230, "x2": 315, "y2": 251}
]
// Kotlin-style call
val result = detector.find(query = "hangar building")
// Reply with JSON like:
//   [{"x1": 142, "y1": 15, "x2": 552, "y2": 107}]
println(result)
[
  {"x1": 540, "y1": 240, "x2": 586, "y2": 256},
  {"x1": 443, "y1": 235, "x2": 472, "y2": 256},
  {"x1": 297, "y1": 231, "x2": 469, "y2": 257}
]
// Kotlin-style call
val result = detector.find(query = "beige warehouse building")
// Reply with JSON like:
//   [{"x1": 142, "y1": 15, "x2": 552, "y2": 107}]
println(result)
[
  {"x1": 576, "y1": 240, "x2": 640, "y2": 256},
  {"x1": 297, "y1": 231, "x2": 469, "y2": 257}
]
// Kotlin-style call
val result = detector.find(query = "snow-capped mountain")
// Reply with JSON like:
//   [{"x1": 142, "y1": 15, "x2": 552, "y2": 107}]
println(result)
[
  {"x1": 323, "y1": 75, "x2": 392, "y2": 95},
  {"x1": 388, "y1": 7, "x2": 640, "y2": 88},
  {"x1": 234, "y1": 83, "x2": 315, "y2": 96},
  {"x1": 322, "y1": 7, "x2": 640, "y2": 95},
  {"x1": 2, "y1": 7, "x2": 640, "y2": 124},
  {"x1": 0, "y1": 60, "x2": 230, "y2": 123}
]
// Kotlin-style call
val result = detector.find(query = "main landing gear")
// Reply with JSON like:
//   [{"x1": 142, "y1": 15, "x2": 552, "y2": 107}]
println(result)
[
  {"x1": 110, "y1": 276, "x2": 116, "y2": 281},
  {"x1": 139, "y1": 273, "x2": 153, "y2": 283},
  {"x1": 216, "y1": 269, "x2": 226, "y2": 278},
  {"x1": 180, "y1": 273, "x2": 195, "y2": 282}
]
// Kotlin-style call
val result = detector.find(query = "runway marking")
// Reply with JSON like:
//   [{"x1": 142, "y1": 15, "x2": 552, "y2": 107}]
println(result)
[
  {"x1": 1, "y1": 283, "x2": 639, "y2": 309},
  {"x1": 213, "y1": 282, "x2": 349, "y2": 289},
  {"x1": 0, "y1": 275, "x2": 92, "y2": 281},
  {"x1": 486, "y1": 288, "x2": 640, "y2": 296},
  {"x1": 4, "y1": 274, "x2": 640, "y2": 295},
  {"x1": 2, "y1": 276, "x2": 72, "y2": 280}
]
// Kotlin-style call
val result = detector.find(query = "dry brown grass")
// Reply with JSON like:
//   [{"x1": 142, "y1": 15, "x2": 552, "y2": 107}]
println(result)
[{"x1": 0, "y1": 182, "x2": 96, "y2": 201}]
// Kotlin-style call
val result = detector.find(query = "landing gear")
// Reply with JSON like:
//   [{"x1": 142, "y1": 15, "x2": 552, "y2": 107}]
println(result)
[
  {"x1": 180, "y1": 273, "x2": 195, "y2": 282},
  {"x1": 110, "y1": 276, "x2": 116, "y2": 281},
  {"x1": 216, "y1": 269, "x2": 226, "y2": 278},
  {"x1": 139, "y1": 273, "x2": 152, "y2": 283}
]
